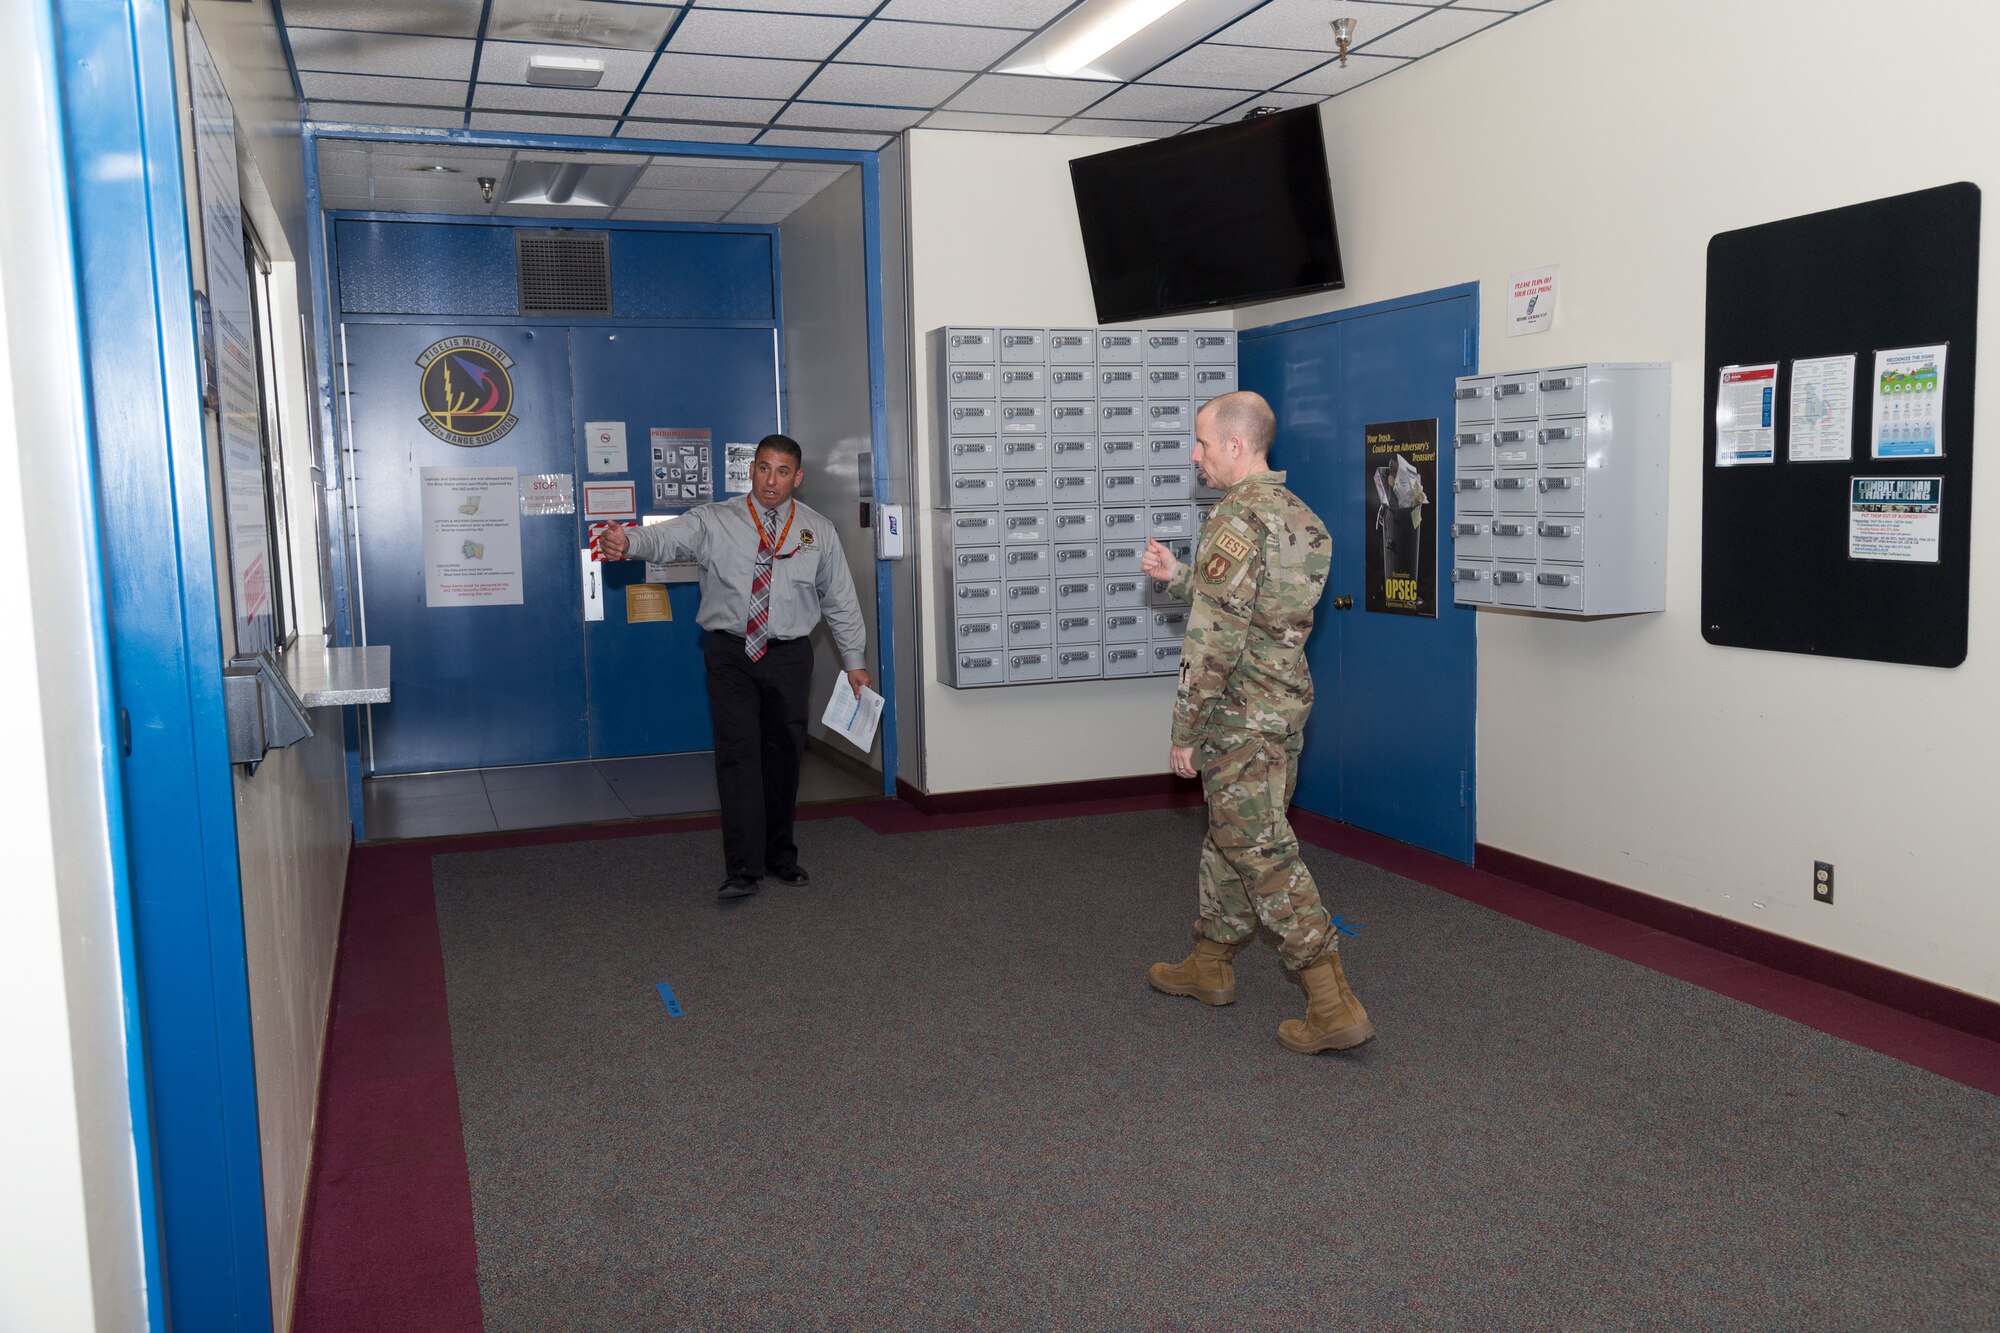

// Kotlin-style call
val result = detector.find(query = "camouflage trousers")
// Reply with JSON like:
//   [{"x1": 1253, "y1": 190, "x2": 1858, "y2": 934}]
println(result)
[{"x1": 1193, "y1": 727, "x2": 1334, "y2": 971}]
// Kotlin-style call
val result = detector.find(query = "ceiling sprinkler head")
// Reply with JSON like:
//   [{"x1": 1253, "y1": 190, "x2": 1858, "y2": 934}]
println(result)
[
  {"x1": 478, "y1": 176, "x2": 496, "y2": 204},
  {"x1": 1330, "y1": 16, "x2": 1357, "y2": 67}
]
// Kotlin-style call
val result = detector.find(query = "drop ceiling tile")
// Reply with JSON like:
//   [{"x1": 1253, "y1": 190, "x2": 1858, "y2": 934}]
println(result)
[
  {"x1": 280, "y1": 0, "x2": 484, "y2": 38},
  {"x1": 1277, "y1": 52, "x2": 1409, "y2": 96},
  {"x1": 1359, "y1": 5, "x2": 1510, "y2": 56},
  {"x1": 669, "y1": 10, "x2": 861, "y2": 62},
  {"x1": 725, "y1": 213, "x2": 794, "y2": 226},
  {"x1": 300, "y1": 72, "x2": 468, "y2": 106},
  {"x1": 877, "y1": 0, "x2": 1073, "y2": 25},
  {"x1": 468, "y1": 112, "x2": 623, "y2": 135},
  {"x1": 1204, "y1": 90, "x2": 1327, "y2": 122},
  {"x1": 1052, "y1": 119, "x2": 1189, "y2": 139},
  {"x1": 615, "y1": 207, "x2": 729, "y2": 223},
  {"x1": 473, "y1": 41, "x2": 657, "y2": 92},
  {"x1": 318, "y1": 185, "x2": 376, "y2": 210},
  {"x1": 473, "y1": 84, "x2": 632, "y2": 115},
  {"x1": 945, "y1": 73, "x2": 1118, "y2": 118},
  {"x1": 621, "y1": 188, "x2": 755, "y2": 210},
  {"x1": 638, "y1": 159, "x2": 774, "y2": 187},
  {"x1": 642, "y1": 53, "x2": 819, "y2": 100},
  {"x1": 629, "y1": 94, "x2": 786, "y2": 124},
  {"x1": 289, "y1": 28, "x2": 477, "y2": 80},
  {"x1": 308, "y1": 101, "x2": 467, "y2": 129},
  {"x1": 482, "y1": 0, "x2": 676, "y2": 51},
  {"x1": 618, "y1": 121, "x2": 764, "y2": 144},
  {"x1": 834, "y1": 20, "x2": 1031, "y2": 72},
  {"x1": 1210, "y1": 0, "x2": 1435, "y2": 52},
  {"x1": 917, "y1": 110, "x2": 1064, "y2": 134},
  {"x1": 1450, "y1": 0, "x2": 1544, "y2": 11},
  {"x1": 512, "y1": 150, "x2": 642, "y2": 165},
  {"x1": 778, "y1": 103, "x2": 928, "y2": 133},
  {"x1": 693, "y1": 0, "x2": 877, "y2": 13},
  {"x1": 797, "y1": 62, "x2": 970, "y2": 110},
  {"x1": 1079, "y1": 82, "x2": 1249, "y2": 123},
  {"x1": 315, "y1": 145, "x2": 369, "y2": 174},
  {"x1": 755, "y1": 128, "x2": 891, "y2": 150},
  {"x1": 1139, "y1": 42, "x2": 1333, "y2": 90},
  {"x1": 760, "y1": 165, "x2": 851, "y2": 189}
]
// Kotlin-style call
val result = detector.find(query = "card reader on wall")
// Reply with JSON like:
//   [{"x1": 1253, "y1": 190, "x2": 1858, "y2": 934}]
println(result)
[{"x1": 875, "y1": 503, "x2": 906, "y2": 560}]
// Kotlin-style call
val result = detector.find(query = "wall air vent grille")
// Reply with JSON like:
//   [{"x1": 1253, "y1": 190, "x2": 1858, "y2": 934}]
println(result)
[{"x1": 516, "y1": 230, "x2": 612, "y2": 316}]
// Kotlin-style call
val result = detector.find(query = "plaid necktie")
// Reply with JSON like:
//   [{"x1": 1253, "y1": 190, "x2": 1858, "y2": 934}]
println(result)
[{"x1": 745, "y1": 507, "x2": 779, "y2": 661}]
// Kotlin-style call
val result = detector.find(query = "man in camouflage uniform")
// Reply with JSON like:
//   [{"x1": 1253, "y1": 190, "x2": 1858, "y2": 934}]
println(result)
[{"x1": 1140, "y1": 391, "x2": 1376, "y2": 1054}]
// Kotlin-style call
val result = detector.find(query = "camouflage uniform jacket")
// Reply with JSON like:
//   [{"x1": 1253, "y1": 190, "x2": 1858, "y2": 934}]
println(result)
[{"x1": 1169, "y1": 471, "x2": 1331, "y2": 747}]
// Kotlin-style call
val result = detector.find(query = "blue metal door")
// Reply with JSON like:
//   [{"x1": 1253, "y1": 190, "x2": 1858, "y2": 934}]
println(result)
[
  {"x1": 1241, "y1": 289, "x2": 1479, "y2": 861},
  {"x1": 346, "y1": 322, "x2": 589, "y2": 772},
  {"x1": 570, "y1": 326, "x2": 781, "y2": 758}
]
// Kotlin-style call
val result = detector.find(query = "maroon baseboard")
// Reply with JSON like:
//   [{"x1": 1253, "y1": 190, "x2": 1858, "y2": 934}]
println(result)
[
  {"x1": 895, "y1": 772, "x2": 1201, "y2": 815},
  {"x1": 1476, "y1": 844, "x2": 2000, "y2": 1046}
]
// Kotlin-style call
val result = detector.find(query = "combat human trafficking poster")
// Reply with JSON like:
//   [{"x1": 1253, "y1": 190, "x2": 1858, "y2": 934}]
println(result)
[{"x1": 1363, "y1": 419, "x2": 1438, "y2": 617}]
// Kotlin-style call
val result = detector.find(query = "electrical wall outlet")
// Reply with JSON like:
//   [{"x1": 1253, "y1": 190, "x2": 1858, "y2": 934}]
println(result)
[{"x1": 1813, "y1": 860, "x2": 1834, "y2": 904}]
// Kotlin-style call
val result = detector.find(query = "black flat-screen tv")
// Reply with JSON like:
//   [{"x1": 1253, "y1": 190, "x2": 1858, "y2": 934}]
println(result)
[{"x1": 1069, "y1": 106, "x2": 1343, "y2": 324}]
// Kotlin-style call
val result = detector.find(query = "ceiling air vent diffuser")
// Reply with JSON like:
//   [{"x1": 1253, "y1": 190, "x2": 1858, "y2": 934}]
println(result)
[{"x1": 516, "y1": 230, "x2": 612, "y2": 317}]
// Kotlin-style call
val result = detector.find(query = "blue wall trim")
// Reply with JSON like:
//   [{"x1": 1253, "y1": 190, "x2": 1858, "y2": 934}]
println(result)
[{"x1": 55, "y1": 0, "x2": 275, "y2": 1325}]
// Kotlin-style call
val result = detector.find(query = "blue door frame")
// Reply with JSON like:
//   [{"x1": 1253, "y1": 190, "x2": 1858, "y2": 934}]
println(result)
[
  {"x1": 51, "y1": 0, "x2": 272, "y2": 1325},
  {"x1": 303, "y1": 127, "x2": 903, "y2": 836}
]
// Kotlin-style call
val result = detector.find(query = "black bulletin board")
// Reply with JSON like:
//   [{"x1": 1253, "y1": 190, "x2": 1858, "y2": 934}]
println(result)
[{"x1": 1701, "y1": 183, "x2": 1979, "y2": 667}]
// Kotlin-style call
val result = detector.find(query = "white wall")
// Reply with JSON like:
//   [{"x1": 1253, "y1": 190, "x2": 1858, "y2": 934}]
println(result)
[
  {"x1": 0, "y1": 0, "x2": 147, "y2": 1326},
  {"x1": 1248, "y1": 0, "x2": 2000, "y2": 1001},
  {"x1": 176, "y1": 6, "x2": 351, "y2": 1326},
  {"x1": 780, "y1": 168, "x2": 883, "y2": 768},
  {"x1": 905, "y1": 129, "x2": 1230, "y2": 793}
]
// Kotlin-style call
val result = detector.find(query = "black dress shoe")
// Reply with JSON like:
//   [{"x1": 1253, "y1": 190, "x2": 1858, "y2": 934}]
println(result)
[
  {"x1": 717, "y1": 875, "x2": 760, "y2": 901},
  {"x1": 769, "y1": 864, "x2": 810, "y2": 886}
]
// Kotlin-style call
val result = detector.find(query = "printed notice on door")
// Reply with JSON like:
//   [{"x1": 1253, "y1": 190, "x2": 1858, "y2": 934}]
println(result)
[
  {"x1": 1362, "y1": 419, "x2": 1438, "y2": 617},
  {"x1": 423, "y1": 467, "x2": 524, "y2": 605},
  {"x1": 1715, "y1": 363, "x2": 1778, "y2": 466},
  {"x1": 1849, "y1": 476, "x2": 1941, "y2": 564}
]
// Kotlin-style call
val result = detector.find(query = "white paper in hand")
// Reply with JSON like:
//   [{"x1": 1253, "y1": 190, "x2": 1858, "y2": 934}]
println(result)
[{"x1": 820, "y1": 682, "x2": 884, "y2": 752}]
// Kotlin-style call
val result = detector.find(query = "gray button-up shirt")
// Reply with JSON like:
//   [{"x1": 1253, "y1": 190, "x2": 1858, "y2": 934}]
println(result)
[{"x1": 624, "y1": 497, "x2": 868, "y2": 669}]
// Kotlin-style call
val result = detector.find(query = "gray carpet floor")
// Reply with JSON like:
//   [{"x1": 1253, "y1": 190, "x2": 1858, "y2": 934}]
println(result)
[{"x1": 432, "y1": 809, "x2": 2000, "y2": 1331}]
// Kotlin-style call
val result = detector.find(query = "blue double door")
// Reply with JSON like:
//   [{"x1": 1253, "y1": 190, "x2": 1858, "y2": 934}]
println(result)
[
  {"x1": 1240, "y1": 289, "x2": 1480, "y2": 861},
  {"x1": 345, "y1": 321, "x2": 780, "y2": 774}
]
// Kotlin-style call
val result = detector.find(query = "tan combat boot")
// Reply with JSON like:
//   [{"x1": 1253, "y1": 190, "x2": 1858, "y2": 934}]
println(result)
[
  {"x1": 1277, "y1": 951, "x2": 1377, "y2": 1052},
  {"x1": 1148, "y1": 936, "x2": 1242, "y2": 1006}
]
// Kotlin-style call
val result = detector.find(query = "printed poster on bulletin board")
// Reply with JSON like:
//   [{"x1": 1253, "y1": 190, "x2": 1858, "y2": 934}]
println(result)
[{"x1": 1363, "y1": 419, "x2": 1438, "y2": 617}]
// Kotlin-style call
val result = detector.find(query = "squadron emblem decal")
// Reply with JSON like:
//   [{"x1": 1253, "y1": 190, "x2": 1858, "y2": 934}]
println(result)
[{"x1": 417, "y1": 336, "x2": 518, "y2": 446}]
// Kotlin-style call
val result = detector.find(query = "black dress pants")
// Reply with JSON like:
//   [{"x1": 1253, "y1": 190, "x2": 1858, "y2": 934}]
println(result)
[{"x1": 703, "y1": 631, "x2": 811, "y2": 880}]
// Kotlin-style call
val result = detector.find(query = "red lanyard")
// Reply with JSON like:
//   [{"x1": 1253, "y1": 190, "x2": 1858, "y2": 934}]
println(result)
[{"x1": 747, "y1": 497, "x2": 796, "y2": 554}]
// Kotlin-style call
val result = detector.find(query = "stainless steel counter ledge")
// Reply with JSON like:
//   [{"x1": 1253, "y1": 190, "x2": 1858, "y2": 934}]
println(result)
[{"x1": 281, "y1": 636, "x2": 391, "y2": 707}]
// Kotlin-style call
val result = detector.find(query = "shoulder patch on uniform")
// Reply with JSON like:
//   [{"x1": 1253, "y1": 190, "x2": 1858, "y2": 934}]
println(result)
[{"x1": 1212, "y1": 529, "x2": 1254, "y2": 563}]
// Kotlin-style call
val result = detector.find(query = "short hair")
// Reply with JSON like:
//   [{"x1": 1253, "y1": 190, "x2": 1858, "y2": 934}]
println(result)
[
  {"x1": 1201, "y1": 391, "x2": 1277, "y2": 456},
  {"x1": 755, "y1": 433, "x2": 803, "y2": 465}
]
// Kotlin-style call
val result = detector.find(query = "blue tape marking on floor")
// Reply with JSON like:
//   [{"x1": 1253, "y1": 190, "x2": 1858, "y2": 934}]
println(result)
[
  {"x1": 656, "y1": 982, "x2": 684, "y2": 1017},
  {"x1": 1331, "y1": 916, "x2": 1363, "y2": 938}
]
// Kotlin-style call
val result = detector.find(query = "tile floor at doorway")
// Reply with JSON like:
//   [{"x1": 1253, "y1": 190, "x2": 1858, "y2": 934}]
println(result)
[{"x1": 360, "y1": 750, "x2": 878, "y2": 842}]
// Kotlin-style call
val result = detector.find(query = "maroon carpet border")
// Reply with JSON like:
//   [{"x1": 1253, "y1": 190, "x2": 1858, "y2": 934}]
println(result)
[
  {"x1": 293, "y1": 787, "x2": 1999, "y2": 1330},
  {"x1": 1473, "y1": 843, "x2": 2000, "y2": 1045}
]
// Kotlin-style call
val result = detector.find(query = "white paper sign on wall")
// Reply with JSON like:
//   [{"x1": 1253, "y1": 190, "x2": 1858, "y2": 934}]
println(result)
[
  {"x1": 585, "y1": 420, "x2": 628, "y2": 474},
  {"x1": 1507, "y1": 264, "x2": 1559, "y2": 337}
]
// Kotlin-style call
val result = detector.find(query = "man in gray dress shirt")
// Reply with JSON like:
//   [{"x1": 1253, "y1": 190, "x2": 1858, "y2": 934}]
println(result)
[{"x1": 597, "y1": 435, "x2": 870, "y2": 900}]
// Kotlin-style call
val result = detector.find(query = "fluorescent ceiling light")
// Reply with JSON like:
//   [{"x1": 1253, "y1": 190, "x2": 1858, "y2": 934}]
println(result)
[
  {"x1": 526, "y1": 53, "x2": 606, "y2": 88},
  {"x1": 1047, "y1": 0, "x2": 1189, "y2": 77},
  {"x1": 502, "y1": 159, "x2": 645, "y2": 208},
  {"x1": 1003, "y1": 0, "x2": 1264, "y2": 83}
]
